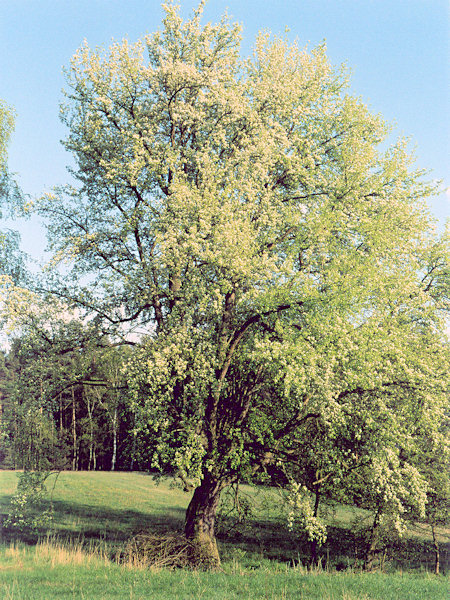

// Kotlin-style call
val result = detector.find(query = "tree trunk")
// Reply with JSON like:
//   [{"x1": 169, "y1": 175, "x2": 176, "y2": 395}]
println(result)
[
  {"x1": 129, "y1": 430, "x2": 137, "y2": 471},
  {"x1": 71, "y1": 387, "x2": 78, "y2": 471},
  {"x1": 184, "y1": 473, "x2": 225, "y2": 568},
  {"x1": 431, "y1": 524, "x2": 440, "y2": 575},
  {"x1": 85, "y1": 389, "x2": 96, "y2": 471},
  {"x1": 59, "y1": 393, "x2": 63, "y2": 432},
  {"x1": 364, "y1": 506, "x2": 382, "y2": 571},
  {"x1": 310, "y1": 489, "x2": 321, "y2": 565},
  {"x1": 111, "y1": 406, "x2": 117, "y2": 471}
]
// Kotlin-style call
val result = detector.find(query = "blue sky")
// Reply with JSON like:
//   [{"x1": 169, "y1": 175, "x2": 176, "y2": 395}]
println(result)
[{"x1": 1, "y1": 0, "x2": 448, "y2": 258}]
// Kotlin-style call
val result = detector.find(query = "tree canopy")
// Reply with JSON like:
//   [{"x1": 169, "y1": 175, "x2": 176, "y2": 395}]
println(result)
[{"x1": 31, "y1": 1, "x2": 449, "y2": 566}]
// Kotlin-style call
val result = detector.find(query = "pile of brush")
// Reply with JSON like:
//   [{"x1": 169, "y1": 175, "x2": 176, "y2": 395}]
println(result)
[{"x1": 123, "y1": 532, "x2": 217, "y2": 570}]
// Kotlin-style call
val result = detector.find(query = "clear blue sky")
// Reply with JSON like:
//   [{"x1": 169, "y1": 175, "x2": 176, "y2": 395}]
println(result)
[{"x1": 1, "y1": 0, "x2": 449, "y2": 258}]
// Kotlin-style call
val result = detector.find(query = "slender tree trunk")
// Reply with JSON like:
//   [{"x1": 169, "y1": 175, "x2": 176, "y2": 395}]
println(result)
[
  {"x1": 184, "y1": 472, "x2": 225, "y2": 568},
  {"x1": 13, "y1": 414, "x2": 17, "y2": 469},
  {"x1": 129, "y1": 430, "x2": 137, "y2": 471},
  {"x1": 431, "y1": 524, "x2": 440, "y2": 575},
  {"x1": 85, "y1": 390, "x2": 95, "y2": 471},
  {"x1": 310, "y1": 489, "x2": 321, "y2": 565},
  {"x1": 71, "y1": 387, "x2": 78, "y2": 471},
  {"x1": 111, "y1": 406, "x2": 117, "y2": 471},
  {"x1": 364, "y1": 506, "x2": 382, "y2": 571},
  {"x1": 89, "y1": 432, "x2": 94, "y2": 470},
  {"x1": 59, "y1": 393, "x2": 63, "y2": 432},
  {"x1": 129, "y1": 405, "x2": 137, "y2": 471}
]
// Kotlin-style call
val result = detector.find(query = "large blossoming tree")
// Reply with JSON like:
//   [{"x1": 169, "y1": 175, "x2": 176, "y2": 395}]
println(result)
[{"x1": 37, "y1": 2, "x2": 448, "y2": 565}]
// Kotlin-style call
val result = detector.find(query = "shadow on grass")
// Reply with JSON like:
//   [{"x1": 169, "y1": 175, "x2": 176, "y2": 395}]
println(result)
[
  {"x1": 0, "y1": 496, "x2": 186, "y2": 549},
  {"x1": 1, "y1": 495, "x2": 447, "y2": 572},
  {"x1": 216, "y1": 515, "x2": 448, "y2": 572}
]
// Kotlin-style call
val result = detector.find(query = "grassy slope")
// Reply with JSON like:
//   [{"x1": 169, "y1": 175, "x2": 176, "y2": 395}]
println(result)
[
  {"x1": 0, "y1": 471, "x2": 448, "y2": 600},
  {"x1": 1, "y1": 471, "x2": 187, "y2": 544}
]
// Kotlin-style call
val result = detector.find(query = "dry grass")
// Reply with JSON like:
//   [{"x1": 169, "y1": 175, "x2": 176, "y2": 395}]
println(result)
[
  {"x1": 2, "y1": 533, "x2": 221, "y2": 575},
  {"x1": 34, "y1": 538, "x2": 111, "y2": 568},
  {"x1": 1, "y1": 544, "x2": 27, "y2": 571}
]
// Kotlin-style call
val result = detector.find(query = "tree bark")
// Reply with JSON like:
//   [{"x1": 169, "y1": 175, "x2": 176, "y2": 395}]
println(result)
[
  {"x1": 310, "y1": 489, "x2": 321, "y2": 565},
  {"x1": 364, "y1": 506, "x2": 382, "y2": 571},
  {"x1": 184, "y1": 473, "x2": 225, "y2": 568},
  {"x1": 71, "y1": 387, "x2": 78, "y2": 471},
  {"x1": 111, "y1": 405, "x2": 117, "y2": 471},
  {"x1": 85, "y1": 389, "x2": 95, "y2": 471},
  {"x1": 129, "y1": 430, "x2": 137, "y2": 471},
  {"x1": 431, "y1": 524, "x2": 440, "y2": 575}
]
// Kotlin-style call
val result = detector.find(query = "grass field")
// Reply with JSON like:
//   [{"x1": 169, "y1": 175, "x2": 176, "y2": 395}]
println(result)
[{"x1": 0, "y1": 471, "x2": 448, "y2": 599}]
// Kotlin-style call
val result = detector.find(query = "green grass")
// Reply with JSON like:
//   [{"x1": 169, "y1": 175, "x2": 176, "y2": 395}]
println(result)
[
  {"x1": 0, "y1": 471, "x2": 448, "y2": 599},
  {"x1": 0, "y1": 541, "x2": 447, "y2": 600},
  {"x1": 1, "y1": 471, "x2": 188, "y2": 547}
]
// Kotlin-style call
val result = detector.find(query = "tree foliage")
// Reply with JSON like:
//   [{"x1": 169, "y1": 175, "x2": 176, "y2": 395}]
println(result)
[{"x1": 0, "y1": 99, "x2": 30, "y2": 335}]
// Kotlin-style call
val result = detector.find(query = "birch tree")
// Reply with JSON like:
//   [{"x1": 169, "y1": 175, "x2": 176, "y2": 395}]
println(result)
[
  {"x1": 0, "y1": 100, "x2": 31, "y2": 333},
  {"x1": 36, "y1": 2, "x2": 449, "y2": 565}
]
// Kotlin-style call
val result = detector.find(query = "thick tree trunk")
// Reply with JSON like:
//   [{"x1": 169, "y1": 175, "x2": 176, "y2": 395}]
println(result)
[{"x1": 184, "y1": 473, "x2": 225, "y2": 568}]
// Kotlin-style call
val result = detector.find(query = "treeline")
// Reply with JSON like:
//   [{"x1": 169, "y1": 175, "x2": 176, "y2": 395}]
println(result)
[{"x1": 0, "y1": 323, "x2": 153, "y2": 472}]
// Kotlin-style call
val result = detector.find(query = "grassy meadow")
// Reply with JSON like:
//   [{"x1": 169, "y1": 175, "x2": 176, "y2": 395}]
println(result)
[{"x1": 0, "y1": 471, "x2": 448, "y2": 599}]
